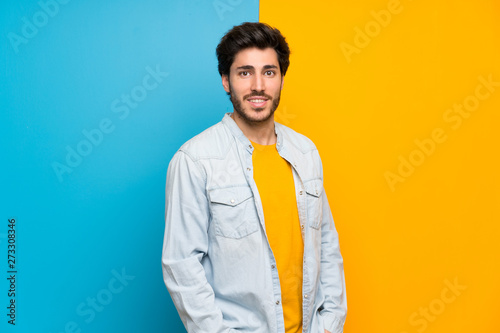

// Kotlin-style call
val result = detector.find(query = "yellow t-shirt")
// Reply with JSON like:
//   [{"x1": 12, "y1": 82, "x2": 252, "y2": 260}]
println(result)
[{"x1": 251, "y1": 141, "x2": 303, "y2": 333}]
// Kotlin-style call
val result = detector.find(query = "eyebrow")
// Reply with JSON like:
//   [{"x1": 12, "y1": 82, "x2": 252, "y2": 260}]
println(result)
[
  {"x1": 236, "y1": 65, "x2": 254, "y2": 70},
  {"x1": 235, "y1": 65, "x2": 279, "y2": 70}
]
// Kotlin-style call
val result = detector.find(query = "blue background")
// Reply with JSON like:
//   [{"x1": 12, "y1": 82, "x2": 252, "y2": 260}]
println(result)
[{"x1": 1, "y1": 0, "x2": 258, "y2": 331}]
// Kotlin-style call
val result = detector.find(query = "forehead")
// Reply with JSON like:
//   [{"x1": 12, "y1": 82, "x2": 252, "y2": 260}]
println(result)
[{"x1": 230, "y1": 47, "x2": 279, "y2": 70}]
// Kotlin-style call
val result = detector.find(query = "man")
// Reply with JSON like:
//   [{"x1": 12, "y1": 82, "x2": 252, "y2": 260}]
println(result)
[{"x1": 162, "y1": 22, "x2": 347, "y2": 333}]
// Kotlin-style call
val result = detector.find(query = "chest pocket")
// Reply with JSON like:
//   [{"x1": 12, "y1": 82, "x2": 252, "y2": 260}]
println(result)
[
  {"x1": 209, "y1": 186, "x2": 260, "y2": 239},
  {"x1": 304, "y1": 178, "x2": 323, "y2": 229}
]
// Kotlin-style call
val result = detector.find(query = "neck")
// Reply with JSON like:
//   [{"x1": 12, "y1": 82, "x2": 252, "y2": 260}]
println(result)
[{"x1": 231, "y1": 112, "x2": 277, "y2": 145}]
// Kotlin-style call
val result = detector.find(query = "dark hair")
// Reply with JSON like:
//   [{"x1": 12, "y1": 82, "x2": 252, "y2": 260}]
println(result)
[{"x1": 216, "y1": 22, "x2": 291, "y2": 77}]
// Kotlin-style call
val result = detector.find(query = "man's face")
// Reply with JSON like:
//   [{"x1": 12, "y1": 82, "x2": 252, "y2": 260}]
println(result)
[{"x1": 222, "y1": 47, "x2": 284, "y2": 124}]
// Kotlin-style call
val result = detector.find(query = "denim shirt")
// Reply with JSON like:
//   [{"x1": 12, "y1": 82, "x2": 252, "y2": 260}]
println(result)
[{"x1": 162, "y1": 113, "x2": 347, "y2": 333}]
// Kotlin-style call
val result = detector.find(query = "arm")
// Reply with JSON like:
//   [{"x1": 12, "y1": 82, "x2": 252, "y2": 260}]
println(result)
[
  {"x1": 162, "y1": 151, "x2": 235, "y2": 333},
  {"x1": 318, "y1": 189, "x2": 347, "y2": 333}
]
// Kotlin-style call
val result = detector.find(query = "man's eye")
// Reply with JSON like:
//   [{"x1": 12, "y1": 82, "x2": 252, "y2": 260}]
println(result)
[
  {"x1": 265, "y1": 71, "x2": 275, "y2": 76},
  {"x1": 240, "y1": 71, "x2": 250, "y2": 77}
]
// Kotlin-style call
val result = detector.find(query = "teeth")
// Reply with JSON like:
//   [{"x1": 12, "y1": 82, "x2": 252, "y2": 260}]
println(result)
[{"x1": 249, "y1": 99, "x2": 265, "y2": 103}]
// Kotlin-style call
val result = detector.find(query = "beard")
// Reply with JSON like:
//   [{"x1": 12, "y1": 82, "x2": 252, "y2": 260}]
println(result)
[{"x1": 228, "y1": 85, "x2": 281, "y2": 124}]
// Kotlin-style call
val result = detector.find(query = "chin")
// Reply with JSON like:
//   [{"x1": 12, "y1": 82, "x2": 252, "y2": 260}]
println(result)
[
  {"x1": 235, "y1": 108, "x2": 273, "y2": 124},
  {"x1": 248, "y1": 110, "x2": 274, "y2": 122}
]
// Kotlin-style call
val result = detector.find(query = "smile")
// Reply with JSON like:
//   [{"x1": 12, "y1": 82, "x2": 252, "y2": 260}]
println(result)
[{"x1": 247, "y1": 97, "x2": 269, "y2": 108}]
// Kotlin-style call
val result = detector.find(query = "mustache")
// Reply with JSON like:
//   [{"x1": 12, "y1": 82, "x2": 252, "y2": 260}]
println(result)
[{"x1": 243, "y1": 91, "x2": 273, "y2": 100}]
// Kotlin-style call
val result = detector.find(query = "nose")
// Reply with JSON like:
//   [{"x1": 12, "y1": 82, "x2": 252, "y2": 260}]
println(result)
[{"x1": 251, "y1": 73, "x2": 265, "y2": 92}]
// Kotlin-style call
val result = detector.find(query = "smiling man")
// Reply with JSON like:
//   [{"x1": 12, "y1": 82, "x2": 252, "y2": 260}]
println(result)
[{"x1": 162, "y1": 22, "x2": 347, "y2": 333}]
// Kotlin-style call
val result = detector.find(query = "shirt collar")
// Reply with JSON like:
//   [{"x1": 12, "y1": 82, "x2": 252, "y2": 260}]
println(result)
[{"x1": 222, "y1": 113, "x2": 284, "y2": 154}]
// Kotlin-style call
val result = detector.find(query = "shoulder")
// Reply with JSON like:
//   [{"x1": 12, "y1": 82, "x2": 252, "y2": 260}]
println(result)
[
  {"x1": 177, "y1": 120, "x2": 232, "y2": 160},
  {"x1": 276, "y1": 122, "x2": 317, "y2": 154},
  {"x1": 167, "y1": 121, "x2": 229, "y2": 181}
]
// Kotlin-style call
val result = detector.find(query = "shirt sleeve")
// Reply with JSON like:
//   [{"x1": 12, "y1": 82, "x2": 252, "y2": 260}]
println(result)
[
  {"x1": 318, "y1": 176, "x2": 347, "y2": 333},
  {"x1": 162, "y1": 150, "x2": 236, "y2": 333}
]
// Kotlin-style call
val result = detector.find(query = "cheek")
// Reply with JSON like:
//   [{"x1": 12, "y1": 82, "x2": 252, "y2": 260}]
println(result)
[
  {"x1": 271, "y1": 82, "x2": 283, "y2": 94},
  {"x1": 231, "y1": 82, "x2": 248, "y2": 95},
  {"x1": 271, "y1": 78, "x2": 283, "y2": 89}
]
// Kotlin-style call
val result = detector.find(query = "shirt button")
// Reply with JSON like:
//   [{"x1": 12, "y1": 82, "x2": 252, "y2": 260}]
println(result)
[
  {"x1": 304, "y1": 294, "x2": 308, "y2": 299},
  {"x1": 230, "y1": 199, "x2": 235, "y2": 204},
  {"x1": 276, "y1": 300, "x2": 280, "y2": 305},
  {"x1": 301, "y1": 225, "x2": 304, "y2": 230},
  {"x1": 271, "y1": 265, "x2": 275, "y2": 269},
  {"x1": 299, "y1": 190, "x2": 303, "y2": 195},
  {"x1": 249, "y1": 145, "x2": 252, "y2": 149},
  {"x1": 277, "y1": 142, "x2": 280, "y2": 146},
  {"x1": 247, "y1": 167, "x2": 251, "y2": 171}
]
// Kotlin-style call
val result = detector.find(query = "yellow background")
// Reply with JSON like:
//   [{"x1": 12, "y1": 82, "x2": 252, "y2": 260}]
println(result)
[{"x1": 261, "y1": 1, "x2": 500, "y2": 332}]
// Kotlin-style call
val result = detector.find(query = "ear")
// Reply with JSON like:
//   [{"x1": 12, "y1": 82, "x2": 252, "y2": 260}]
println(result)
[
  {"x1": 280, "y1": 75, "x2": 284, "y2": 90},
  {"x1": 222, "y1": 75, "x2": 230, "y2": 93}
]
